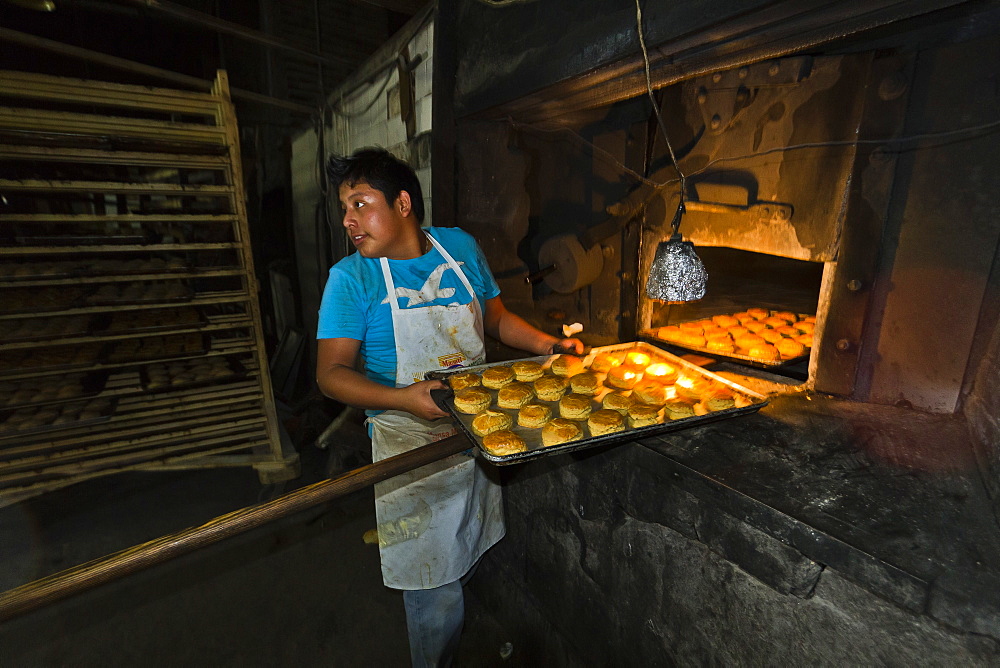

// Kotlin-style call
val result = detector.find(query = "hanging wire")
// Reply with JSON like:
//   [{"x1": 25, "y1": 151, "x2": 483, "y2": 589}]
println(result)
[{"x1": 635, "y1": 0, "x2": 685, "y2": 218}]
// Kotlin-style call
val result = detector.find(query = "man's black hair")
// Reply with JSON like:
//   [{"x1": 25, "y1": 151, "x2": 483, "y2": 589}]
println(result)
[{"x1": 326, "y1": 147, "x2": 425, "y2": 223}]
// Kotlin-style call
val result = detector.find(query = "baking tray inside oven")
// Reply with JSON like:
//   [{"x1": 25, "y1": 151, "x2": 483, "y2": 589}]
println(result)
[
  {"x1": 640, "y1": 309, "x2": 815, "y2": 369},
  {"x1": 426, "y1": 342, "x2": 768, "y2": 466}
]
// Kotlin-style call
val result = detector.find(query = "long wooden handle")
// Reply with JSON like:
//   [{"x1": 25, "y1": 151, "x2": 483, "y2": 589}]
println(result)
[{"x1": 0, "y1": 433, "x2": 473, "y2": 622}]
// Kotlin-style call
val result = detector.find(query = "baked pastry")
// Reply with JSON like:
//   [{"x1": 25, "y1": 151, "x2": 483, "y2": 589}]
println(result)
[
  {"x1": 734, "y1": 333, "x2": 766, "y2": 350},
  {"x1": 482, "y1": 430, "x2": 527, "y2": 456},
  {"x1": 657, "y1": 325, "x2": 685, "y2": 342},
  {"x1": 747, "y1": 307, "x2": 769, "y2": 320},
  {"x1": 472, "y1": 408, "x2": 513, "y2": 436},
  {"x1": 774, "y1": 311, "x2": 798, "y2": 323},
  {"x1": 764, "y1": 316, "x2": 790, "y2": 328},
  {"x1": 623, "y1": 350, "x2": 651, "y2": 371},
  {"x1": 664, "y1": 400, "x2": 696, "y2": 420},
  {"x1": 602, "y1": 391, "x2": 634, "y2": 414},
  {"x1": 712, "y1": 314, "x2": 740, "y2": 328},
  {"x1": 588, "y1": 409, "x2": 625, "y2": 436},
  {"x1": 628, "y1": 403, "x2": 662, "y2": 428},
  {"x1": 447, "y1": 372, "x2": 481, "y2": 391},
  {"x1": 643, "y1": 362, "x2": 678, "y2": 384},
  {"x1": 726, "y1": 326, "x2": 749, "y2": 339},
  {"x1": 549, "y1": 355, "x2": 584, "y2": 377},
  {"x1": 793, "y1": 320, "x2": 815, "y2": 334},
  {"x1": 761, "y1": 329, "x2": 785, "y2": 344},
  {"x1": 606, "y1": 365, "x2": 639, "y2": 390},
  {"x1": 512, "y1": 360, "x2": 545, "y2": 382},
  {"x1": 744, "y1": 321, "x2": 769, "y2": 334},
  {"x1": 777, "y1": 338, "x2": 806, "y2": 358},
  {"x1": 748, "y1": 344, "x2": 780, "y2": 361},
  {"x1": 559, "y1": 393, "x2": 593, "y2": 420},
  {"x1": 632, "y1": 380, "x2": 667, "y2": 406},
  {"x1": 482, "y1": 365, "x2": 516, "y2": 389},
  {"x1": 498, "y1": 381, "x2": 535, "y2": 409},
  {"x1": 453, "y1": 387, "x2": 492, "y2": 414},
  {"x1": 777, "y1": 326, "x2": 800, "y2": 338},
  {"x1": 796, "y1": 333, "x2": 814, "y2": 347},
  {"x1": 542, "y1": 418, "x2": 583, "y2": 446},
  {"x1": 706, "y1": 339, "x2": 735, "y2": 354},
  {"x1": 675, "y1": 375, "x2": 710, "y2": 401},
  {"x1": 589, "y1": 351, "x2": 622, "y2": 373},
  {"x1": 534, "y1": 375, "x2": 569, "y2": 401},
  {"x1": 517, "y1": 403, "x2": 552, "y2": 428},
  {"x1": 569, "y1": 371, "x2": 600, "y2": 396}
]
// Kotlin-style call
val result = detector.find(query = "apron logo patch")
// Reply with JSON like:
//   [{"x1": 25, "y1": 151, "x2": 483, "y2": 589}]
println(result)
[{"x1": 438, "y1": 352, "x2": 466, "y2": 368}]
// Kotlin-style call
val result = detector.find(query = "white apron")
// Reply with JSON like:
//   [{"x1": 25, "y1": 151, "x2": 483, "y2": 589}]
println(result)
[{"x1": 368, "y1": 232, "x2": 505, "y2": 590}]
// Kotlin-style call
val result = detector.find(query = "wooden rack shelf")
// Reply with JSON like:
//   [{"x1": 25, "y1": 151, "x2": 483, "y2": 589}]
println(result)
[{"x1": 0, "y1": 69, "x2": 297, "y2": 507}]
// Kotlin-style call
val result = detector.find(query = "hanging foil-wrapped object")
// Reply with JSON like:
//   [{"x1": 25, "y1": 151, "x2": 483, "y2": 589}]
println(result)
[{"x1": 645, "y1": 235, "x2": 708, "y2": 302}]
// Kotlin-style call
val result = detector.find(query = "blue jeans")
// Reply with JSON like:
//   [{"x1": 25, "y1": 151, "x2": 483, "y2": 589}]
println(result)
[{"x1": 402, "y1": 560, "x2": 480, "y2": 668}]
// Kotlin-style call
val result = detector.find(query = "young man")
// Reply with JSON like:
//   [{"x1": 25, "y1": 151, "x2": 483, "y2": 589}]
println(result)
[{"x1": 316, "y1": 148, "x2": 582, "y2": 667}]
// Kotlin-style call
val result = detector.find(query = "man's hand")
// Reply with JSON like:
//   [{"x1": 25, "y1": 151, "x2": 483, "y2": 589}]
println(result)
[
  {"x1": 399, "y1": 379, "x2": 451, "y2": 420},
  {"x1": 549, "y1": 338, "x2": 585, "y2": 355}
]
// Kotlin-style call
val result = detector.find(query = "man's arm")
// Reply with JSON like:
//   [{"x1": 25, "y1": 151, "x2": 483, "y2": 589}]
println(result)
[
  {"x1": 316, "y1": 337, "x2": 448, "y2": 420},
  {"x1": 483, "y1": 296, "x2": 584, "y2": 356}
]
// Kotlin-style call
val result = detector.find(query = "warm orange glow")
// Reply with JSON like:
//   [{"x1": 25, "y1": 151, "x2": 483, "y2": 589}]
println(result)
[
  {"x1": 644, "y1": 363, "x2": 674, "y2": 379},
  {"x1": 624, "y1": 352, "x2": 651, "y2": 369},
  {"x1": 676, "y1": 375, "x2": 695, "y2": 389},
  {"x1": 664, "y1": 386, "x2": 678, "y2": 400}
]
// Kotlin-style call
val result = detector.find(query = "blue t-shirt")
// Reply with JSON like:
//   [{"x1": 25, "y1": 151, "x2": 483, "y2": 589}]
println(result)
[{"x1": 317, "y1": 226, "x2": 501, "y2": 389}]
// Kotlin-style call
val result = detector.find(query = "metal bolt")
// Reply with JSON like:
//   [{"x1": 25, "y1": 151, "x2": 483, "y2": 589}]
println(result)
[
  {"x1": 736, "y1": 87, "x2": 748, "y2": 103},
  {"x1": 836, "y1": 339, "x2": 852, "y2": 352},
  {"x1": 847, "y1": 279, "x2": 863, "y2": 292},
  {"x1": 712, "y1": 72, "x2": 722, "y2": 84},
  {"x1": 697, "y1": 87, "x2": 707, "y2": 104},
  {"x1": 738, "y1": 67, "x2": 749, "y2": 79},
  {"x1": 710, "y1": 114, "x2": 722, "y2": 130},
  {"x1": 619, "y1": 271, "x2": 632, "y2": 281},
  {"x1": 768, "y1": 63, "x2": 780, "y2": 76}
]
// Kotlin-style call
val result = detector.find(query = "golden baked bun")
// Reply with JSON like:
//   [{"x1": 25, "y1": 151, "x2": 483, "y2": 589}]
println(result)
[
  {"x1": 482, "y1": 365, "x2": 515, "y2": 389},
  {"x1": 589, "y1": 351, "x2": 622, "y2": 373},
  {"x1": 733, "y1": 311, "x2": 755, "y2": 324},
  {"x1": 702, "y1": 384, "x2": 736, "y2": 411},
  {"x1": 643, "y1": 362, "x2": 678, "y2": 384},
  {"x1": 632, "y1": 380, "x2": 667, "y2": 406},
  {"x1": 678, "y1": 321, "x2": 704, "y2": 331},
  {"x1": 628, "y1": 402, "x2": 662, "y2": 428},
  {"x1": 602, "y1": 391, "x2": 634, "y2": 414},
  {"x1": 542, "y1": 418, "x2": 583, "y2": 446},
  {"x1": 777, "y1": 338, "x2": 806, "y2": 358},
  {"x1": 482, "y1": 430, "x2": 527, "y2": 456},
  {"x1": 559, "y1": 393, "x2": 593, "y2": 420},
  {"x1": 657, "y1": 325, "x2": 685, "y2": 343},
  {"x1": 744, "y1": 320, "x2": 769, "y2": 333},
  {"x1": 747, "y1": 307, "x2": 769, "y2": 320},
  {"x1": 748, "y1": 343, "x2": 780, "y2": 361},
  {"x1": 534, "y1": 375, "x2": 569, "y2": 401},
  {"x1": 605, "y1": 366, "x2": 640, "y2": 390},
  {"x1": 765, "y1": 316, "x2": 790, "y2": 328},
  {"x1": 761, "y1": 329, "x2": 785, "y2": 344},
  {"x1": 802, "y1": 316, "x2": 816, "y2": 324},
  {"x1": 676, "y1": 333, "x2": 707, "y2": 348},
  {"x1": 776, "y1": 326, "x2": 800, "y2": 338},
  {"x1": 588, "y1": 409, "x2": 625, "y2": 436},
  {"x1": 734, "y1": 333, "x2": 766, "y2": 350},
  {"x1": 796, "y1": 333, "x2": 814, "y2": 347},
  {"x1": 471, "y1": 408, "x2": 513, "y2": 436},
  {"x1": 704, "y1": 331, "x2": 732, "y2": 342},
  {"x1": 549, "y1": 354, "x2": 584, "y2": 377},
  {"x1": 447, "y1": 372, "x2": 481, "y2": 391},
  {"x1": 712, "y1": 314, "x2": 739, "y2": 328},
  {"x1": 453, "y1": 387, "x2": 492, "y2": 414},
  {"x1": 623, "y1": 350, "x2": 652, "y2": 371},
  {"x1": 702, "y1": 325, "x2": 727, "y2": 338},
  {"x1": 512, "y1": 360, "x2": 544, "y2": 382},
  {"x1": 569, "y1": 371, "x2": 600, "y2": 396},
  {"x1": 498, "y1": 381, "x2": 535, "y2": 409},
  {"x1": 726, "y1": 326, "x2": 749, "y2": 339},
  {"x1": 517, "y1": 403, "x2": 552, "y2": 428},
  {"x1": 706, "y1": 339, "x2": 735, "y2": 354},
  {"x1": 675, "y1": 375, "x2": 710, "y2": 401},
  {"x1": 664, "y1": 400, "x2": 696, "y2": 420},
  {"x1": 774, "y1": 311, "x2": 798, "y2": 323},
  {"x1": 793, "y1": 320, "x2": 815, "y2": 334}
]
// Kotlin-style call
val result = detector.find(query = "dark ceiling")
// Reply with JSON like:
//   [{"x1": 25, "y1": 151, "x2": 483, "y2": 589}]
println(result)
[{"x1": 0, "y1": 0, "x2": 429, "y2": 126}]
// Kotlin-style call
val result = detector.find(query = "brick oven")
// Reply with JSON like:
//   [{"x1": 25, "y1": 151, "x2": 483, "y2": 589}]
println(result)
[{"x1": 432, "y1": 0, "x2": 1000, "y2": 663}]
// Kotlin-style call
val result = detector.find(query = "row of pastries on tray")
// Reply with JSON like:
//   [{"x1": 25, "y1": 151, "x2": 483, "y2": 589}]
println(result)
[
  {"x1": 445, "y1": 350, "x2": 753, "y2": 457},
  {"x1": 655, "y1": 309, "x2": 815, "y2": 360}
]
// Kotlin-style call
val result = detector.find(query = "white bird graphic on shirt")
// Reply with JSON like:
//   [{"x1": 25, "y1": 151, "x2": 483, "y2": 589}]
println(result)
[{"x1": 383, "y1": 262, "x2": 463, "y2": 307}]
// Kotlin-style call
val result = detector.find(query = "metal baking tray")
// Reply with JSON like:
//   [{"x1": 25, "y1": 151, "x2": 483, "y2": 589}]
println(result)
[
  {"x1": 640, "y1": 310, "x2": 815, "y2": 369},
  {"x1": 426, "y1": 342, "x2": 768, "y2": 466}
]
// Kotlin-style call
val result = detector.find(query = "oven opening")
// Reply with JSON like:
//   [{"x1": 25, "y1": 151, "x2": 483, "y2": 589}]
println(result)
[{"x1": 642, "y1": 246, "x2": 826, "y2": 381}]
